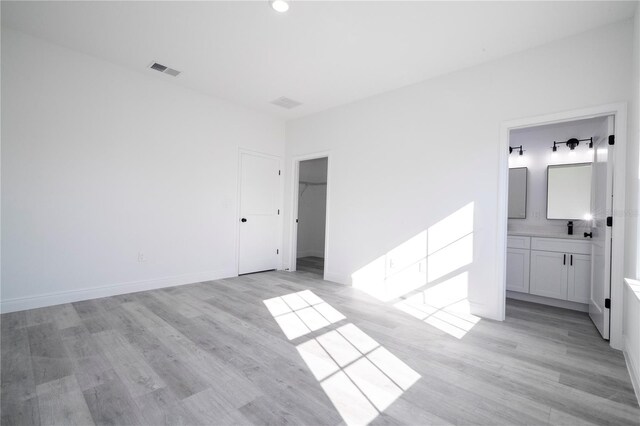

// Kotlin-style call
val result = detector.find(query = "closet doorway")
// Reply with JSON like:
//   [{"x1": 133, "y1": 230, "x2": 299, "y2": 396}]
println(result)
[{"x1": 295, "y1": 157, "x2": 328, "y2": 277}]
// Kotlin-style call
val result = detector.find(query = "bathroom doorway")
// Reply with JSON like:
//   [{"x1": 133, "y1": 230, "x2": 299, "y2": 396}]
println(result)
[
  {"x1": 295, "y1": 157, "x2": 328, "y2": 276},
  {"x1": 498, "y1": 103, "x2": 627, "y2": 349}
]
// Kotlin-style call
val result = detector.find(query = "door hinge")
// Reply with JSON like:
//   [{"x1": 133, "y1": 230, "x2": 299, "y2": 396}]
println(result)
[
  {"x1": 278, "y1": 170, "x2": 281, "y2": 176},
  {"x1": 608, "y1": 135, "x2": 615, "y2": 145},
  {"x1": 606, "y1": 216, "x2": 613, "y2": 227},
  {"x1": 276, "y1": 249, "x2": 279, "y2": 254},
  {"x1": 277, "y1": 209, "x2": 280, "y2": 215},
  {"x1": 605, "y1": 298, "x2": 611, "y2": 309}
]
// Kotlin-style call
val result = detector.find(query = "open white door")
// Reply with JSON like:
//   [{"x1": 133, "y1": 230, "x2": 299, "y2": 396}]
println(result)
[
  {"x1": 238, "y1": 152, "x2": 281, "y2": 275},
  {"x1": 589, "y1": 116, "x2": 614, "y2": 339}
]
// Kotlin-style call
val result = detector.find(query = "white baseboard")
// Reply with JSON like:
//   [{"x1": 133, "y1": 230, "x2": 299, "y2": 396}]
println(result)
[
  {"x1": 0, "y1": 269, "x2": 236, "y2": 313},
  {"x1": 624, "y1": 336, "x2": 640, "y2": 407},
  {"x1": 323, "y1": 272, "x2": 351, "y2": 285},
  {"x1": 506, "y1": 291, "x2": 589, "y2": 312},
  {"x1": 470, "y1": 302, "x2": 503, "y2": 321}
]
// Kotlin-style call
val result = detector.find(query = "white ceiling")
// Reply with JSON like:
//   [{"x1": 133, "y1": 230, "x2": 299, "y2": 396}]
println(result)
[{"x1": 2, "y1": 1, "x2": 636, "y2": 120}]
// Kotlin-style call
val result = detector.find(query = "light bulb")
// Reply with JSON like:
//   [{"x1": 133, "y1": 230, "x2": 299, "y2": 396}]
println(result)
[{"x1": 271, "y1": 0, "x2": 289, "y2": 12}]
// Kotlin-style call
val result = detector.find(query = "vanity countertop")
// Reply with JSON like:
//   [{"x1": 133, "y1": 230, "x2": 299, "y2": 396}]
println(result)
[{"x1": 508, "y1": 231, "x2": 591, "y2": 241}]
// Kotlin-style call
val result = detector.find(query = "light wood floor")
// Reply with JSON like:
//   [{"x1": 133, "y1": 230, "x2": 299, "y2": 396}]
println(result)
[
  {"x1": 296, "y1": 256, "x2": 324, "y2": 275},
  {"x1": 1, "y1": 271, "x2": 639, "y2": 425}
]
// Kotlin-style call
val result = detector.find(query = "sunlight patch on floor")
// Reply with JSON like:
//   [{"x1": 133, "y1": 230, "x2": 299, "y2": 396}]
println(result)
[
  {"x1": 297, "y1": 323, "x2": 420, "y2": 426},
  {"x1": 264, "y1": 291, "x2": 420, "y2": 425},
  {"x1": 394, "y1": 272, "x2": 480, "y2": 339},
  {"x1": 263, "y1": 290, "x2": 346, "y2": 340}
]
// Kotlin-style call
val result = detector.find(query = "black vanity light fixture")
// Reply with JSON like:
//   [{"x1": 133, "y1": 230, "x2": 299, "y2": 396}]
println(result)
[
  {"x1": 566, "y1": 138, "x2": 580, "y2": 150},
  {"x1": 509, "y1": 145, "x2": 524, "y2": 156},
  {"x1": 552, "y1": 137, "x2": 593, "y2": 152}
]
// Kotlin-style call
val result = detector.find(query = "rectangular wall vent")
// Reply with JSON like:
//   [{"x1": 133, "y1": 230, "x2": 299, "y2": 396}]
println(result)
[
  {"x1": 270, "y1": 97, "x2": 302, "y2": 109},
  {"x1": 149, "y1": 62, "x2": 181, "y2": 77}
]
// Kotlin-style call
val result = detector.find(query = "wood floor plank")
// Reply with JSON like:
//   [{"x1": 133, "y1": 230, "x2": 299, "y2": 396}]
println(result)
[
  {"x1": 27, "y1": 322, "x2": 74, "y2": 386},
  {"x1": 1, "y1": 396, "x2": 41, "y2": 426},
  {"x1": 82, "y1": 370, "x2": 143, "y2": 426},
  {"x1": 36, "y1": 375, "x2": 95, "y2": 426},
  {"x1": 1, "y1": 326, "x2": 37, "y2": 404},
  {"x1": 60, "y1": 325, "x2": 114, "y2": 391},
  {"x1": 134, "y1": 387, "x2": 200, "y2": 426},
  {"x1": 181, "y1": 388, "x2": 252, "y2": 426},
  {"x1": 92, "y1": 330, "x2": 165, "y2": 398},
  {"x1": 1, "y1": 310, "x2": 27, "y2": 332}
]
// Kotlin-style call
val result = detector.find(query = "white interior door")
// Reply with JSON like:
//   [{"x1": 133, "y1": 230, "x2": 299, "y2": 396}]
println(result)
[
  {"x1": 589, "y1": 116, "x2": 614, "y2": 339},
  {"x1": 238, "y1": 152, "x2": 281, "y2": 275}
]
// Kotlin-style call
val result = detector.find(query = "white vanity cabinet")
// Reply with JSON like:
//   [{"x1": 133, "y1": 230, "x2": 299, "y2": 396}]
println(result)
[
  {"x1": 567, "y1": 253, "x2": 591, "y2": 304},
  {"x1": 506, "y1": 236, "x2": 530, "y2": 293},
  {"x1": 529, "y1": 250, "x2": 568, "y2": 300},
  {"x1": 507, "y1": 235, "x2": 592, "y2": 307},
  {"x1": 529, "y1": 237, "x2": 591, "y2": 303}
]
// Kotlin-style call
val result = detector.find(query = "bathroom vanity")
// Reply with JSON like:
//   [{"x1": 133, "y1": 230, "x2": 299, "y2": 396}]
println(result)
[
  {"x1": 506, "y1": 233, "x2": 591, "y2": 310},
  {"x1": 506, "y1": 153, "x2": 596, "y2": 312}
]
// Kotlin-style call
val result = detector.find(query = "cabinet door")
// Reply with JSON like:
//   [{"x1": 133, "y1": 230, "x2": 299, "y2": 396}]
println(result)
[
  {"x1": 506, "y1": 248, "x2": 530, "y2": 293},
  {"x1": 568, "y1": 254, "x2": 591, "y2": 304},
  {"x1": 530, "y1": 250, "x2": 568, "y2": 300}
]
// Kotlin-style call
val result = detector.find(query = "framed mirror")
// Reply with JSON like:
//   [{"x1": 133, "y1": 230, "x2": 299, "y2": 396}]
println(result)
[
  {"x1": 508, "y1": 167, "x2": 527, "y2": 219},
  {"x1": 547, "y1": 163, "x2": 592, "y2": 220}
]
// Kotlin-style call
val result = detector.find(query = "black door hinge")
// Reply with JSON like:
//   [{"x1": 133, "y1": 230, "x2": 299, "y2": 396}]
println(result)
[
  {"x1": 278, "y1": 170, "x2": 281, "y2": 176},
  {"x1": 606, "y1": 216, "x2": 613, "y2": 227},
  {"x1": 605, "y1": 298, "x2": 611, "y2": 309},
  {"x1": 608, "y1": 135, "x2": 615, "y2": 145},
  {"x1": 277, "y1": 209, "x2": 280, "y2": 215},
  {"x1": 276, "y1": 249, "x2": 279, "y2": 254}
]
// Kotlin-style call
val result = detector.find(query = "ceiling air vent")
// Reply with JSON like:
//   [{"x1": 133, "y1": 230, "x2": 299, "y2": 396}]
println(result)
[
  {"x1": 149, "y1": 62, "x2": 181, "y2": 77},
  {"x1": 270, "y1": 97, "x2": 302, "y2": 109}
]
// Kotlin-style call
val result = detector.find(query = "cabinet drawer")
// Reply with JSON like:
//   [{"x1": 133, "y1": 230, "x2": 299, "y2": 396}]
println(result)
[
  {"x1": 531, "y1": 238, "x2": 591, "y2": 255},
  {"x1": 507, "y1": 236, "x2": 531, "y2": 249}
]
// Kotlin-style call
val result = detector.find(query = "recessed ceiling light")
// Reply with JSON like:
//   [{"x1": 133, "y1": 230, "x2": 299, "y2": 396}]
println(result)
[{"x1": 271, "y1": 0, "x2": 289, "y2": 13}]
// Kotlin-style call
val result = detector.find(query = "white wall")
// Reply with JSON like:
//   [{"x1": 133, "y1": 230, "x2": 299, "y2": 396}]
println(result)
[
  {"x1": 296, "y1": 157, "x2": 327, "y2": 259},
  {"x1": 508, "y1": 117, "x2": 608, "y2": 236},
  {"x1": 623, "y1": 5, "x2": 640, "y2": 404},
  {"x1": 284, "y1": 21, "x2": 633, "y2": 321},
  {"x1": 1, "y1": 28, "x2": 285, "y2": 312}
]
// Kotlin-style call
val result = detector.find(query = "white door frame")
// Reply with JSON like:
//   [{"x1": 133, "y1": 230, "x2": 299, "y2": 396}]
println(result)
[
  {"x1": 236, "y1": 148, "x2": 284, "y2": 275},
  {"x1": 497, "y1": 102, "x2": 627, "y2": 350},
  {"x1": 288, "y1": 151, "x2": 331, "y2": 276}
]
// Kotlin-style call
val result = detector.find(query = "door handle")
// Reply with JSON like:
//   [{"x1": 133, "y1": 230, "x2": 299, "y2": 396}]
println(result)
[
  {"x1": 241, "y1": 218, "x2": 247, "y2": 223},
  {"x1": 570, "y1": 254, "x2": 573, "y2": 266},
  {"x1": 563, "y1": 254, "x2": 566, "y2": 265}
]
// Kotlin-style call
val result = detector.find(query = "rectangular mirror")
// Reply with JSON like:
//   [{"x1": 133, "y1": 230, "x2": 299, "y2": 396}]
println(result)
[
  {"x1": 508, "y1": 167, "x2": 527, "y2": 219},
  {"x1": 547, "y1": 163, "x2": 592, "y2": 220}
]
